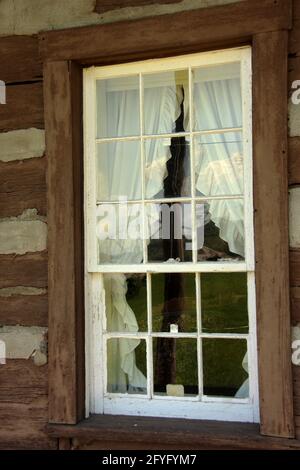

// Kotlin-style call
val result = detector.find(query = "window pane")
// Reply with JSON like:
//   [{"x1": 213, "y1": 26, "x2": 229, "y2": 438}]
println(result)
[
  {"x1": 192, "y1": 62, "x2": 242, "y2": 131},
  {"x1": 146, "y1": 202, "x2": 193, "y2": 262},
  {"x1": 104, "y1": 274, "x2": 147, "y2": 332},
  {"x1": 107, "y1": 338, "x2": 147, "y2": 394},
  {"x1": 152, "y1": 273, "x2": 196, "y2": 333},
  {"x1": 96, "y1": 75, "x2": 140, "y2": 138},
  {"x1": 97, "y1": 203, "x2": 144, "y2": 264},
  {"x1": 201, "y1": 273, "x2": 248, "y2": 334},
  {"x1": 196, "y1": 200, "x2": 244, "y2": 261},
  {"x1": 202, "y1": 338, "x2": 248, "y2": 398},
  {"x1": 153, "y1": 338, "x2": 198, "y2": 396},
  {"x1": 195, "y1": 132, "x2": 243, "y2": 197},
  {"x1": 97, "y1": 141, "x2": 141, "y2": 201},
  {"x1": 145, "y1": 138, "x2": 191, "y2": 199},
  {"x1": 143, "y1": 70, "x2": 189, "y2": 135}
]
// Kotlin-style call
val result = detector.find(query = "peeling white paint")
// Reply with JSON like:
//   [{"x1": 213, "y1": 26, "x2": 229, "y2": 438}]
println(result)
[
  {"x1": 0, "y1": 209, "x2": 47, "y2": 255},
  {"x1": 0, "y1": 129, "x2": 45, "y2": 162},
  {"x1": 0, "y1": 0, "x2": 243, "y2": 36},
  {"x1": 290, "y1": 188, "x2": 300, "y2": 249},
  {"x1": 0, "y1": 287, "x2": 47, "y2": 297},
  {"x1": 0, "y1": 326, "x2": 47, "y2": 359}
]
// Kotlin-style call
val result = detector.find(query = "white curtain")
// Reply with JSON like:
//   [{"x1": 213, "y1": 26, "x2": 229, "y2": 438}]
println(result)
[
  {"x1": 190, "y1": 69, "x2": 244, "y2": 258},
  {"x1": 96, "y1": 69, "x2": 248, "y2": 397},
  {"x1": 97, "y1": 79, "x2": 182, "y2": 392}
]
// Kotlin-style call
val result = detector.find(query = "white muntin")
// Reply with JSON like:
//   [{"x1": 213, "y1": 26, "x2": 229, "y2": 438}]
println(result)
[{"x1": 83, "y1": 47, "x2": 259, "y2": 423}]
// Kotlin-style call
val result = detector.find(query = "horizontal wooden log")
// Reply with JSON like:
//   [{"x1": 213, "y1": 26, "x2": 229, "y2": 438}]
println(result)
[
  {"x1": 0, "y1": 359, "x2": 47, "y2": 403},
  {"x1": 0, "y1": 294, "x2": 47, "y2": 327},
  {"x1": 0, "y1": 360, "x2": 56, "y2": 450},
  {"x1": 95, "y1": 0, "x2": 182, "y2": 13},
  {"x1": 39, "y1": 0, "x2": 292, "y2": 62},
  {"x1": 0, "y1": 157, "x2": 46, "y2": 217},
  {"x1": 291, "y1": 249, "x2": 300, "y2": 286},
  {"x1": 0, "y1": 35, "x2": 42, "y2": 83},
  {"x1": 289, "y1": 137, "x2": 300, "y2": 185},
  {"x1": 0, "y1": 251, "x2": 47, "y2": 289},
  {"x1": 0, "y1": 82, "x2": 44, "y2": 132}
]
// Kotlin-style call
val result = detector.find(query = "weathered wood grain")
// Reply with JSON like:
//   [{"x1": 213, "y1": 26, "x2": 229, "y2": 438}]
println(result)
[
  {"x1": 289, "y1": 137, "x2": 300, "y2": 185},
  {"x1": 39, "y1": 0, "x2": 292, "y2": 62},
  {"x1": 0, "y1": 360, "x2": 56, "y2": 450},
  {"x1": 0, "y1": 157, "x2": 46, "y2": 217},
  {"x1": 44, "y1": 60, "x2": 85, "y2": 424},
  {"x1": 47, "y1": 414, "x2": 300, "y2": 450},
  {"x1": 0, "y1": 252, "x2": 47, "y2": 288},
  {"x1": 0, "y1": 294, "x2": 47, "y2": 327},
  {"x1": 0, "y1": 82, "x2": 44, "y2": 132},
  {"x1": 291, "y1": 287, "x2": 300, "y2": 324},
  {"x1": 0, "y1": 35, "x2": 42, "y2": 84},
  {"x1": 94, "y1": 0, "x2": 182, "y2": 13},
  {"x1": 291, "y1": 249, "x2": 300, "y2": 286},
  {"x1": 253, "y1": 30, "x2": 294, "y2": 438}
]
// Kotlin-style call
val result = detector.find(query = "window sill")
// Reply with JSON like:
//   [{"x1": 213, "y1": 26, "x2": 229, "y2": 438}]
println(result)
[{"x1": 47, "y1": 415, "x2": 300, "y2": 450}]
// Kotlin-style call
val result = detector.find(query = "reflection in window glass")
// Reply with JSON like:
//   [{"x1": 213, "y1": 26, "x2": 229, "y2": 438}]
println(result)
[
  {"x1": 201, "y1": 273, "x2": 248, "y2": 334},
  {"x1": 152, "y1": 273, "x2": 196, "y2": 333},
  {"x1": 192, "y1": 62, "x2": 242, "y2": 132},
  {"x1": 145, "y1": 138, "x2": 191, "y2": 199},
  {"x1": 153, "y1": 338, "x2": 198, "y2": 397},
  {"x1": 146, "y1": 203, "x2": 193, "y2": 263},
  {"x1": 97, "y1": 141, "x2": 141, "y2": 201},
  {"x1": 195, "y1": 132, "x2": 243, "y2": 197},
  {"x1": 202, "y1": 338, "x2": 248, "y2": 398},
  {"x1": 196, "y1": 200, "x2": 244, "y2": 261},
  {"x1": 104, "y1": 274, "x2": 147, "y2": 332},
  {"x1": 97, "y1": 203, "x2": 144, "y2": 264},
  {"x1": 143, "y1": 70, "x2": 188, "y2": 135},
  {"x1": 107, "y1": 338, "x2": 147, "y2": 394},
  {"x1": 96, "y1": 75, "x2": 140, "y2": 138}
]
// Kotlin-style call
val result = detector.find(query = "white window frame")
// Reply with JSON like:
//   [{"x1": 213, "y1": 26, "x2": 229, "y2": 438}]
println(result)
[{"x1": 83, "y1": 47, "x2": 259, "y2": 423}]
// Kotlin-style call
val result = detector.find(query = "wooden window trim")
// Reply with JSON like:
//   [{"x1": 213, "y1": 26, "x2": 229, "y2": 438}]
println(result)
[{"x1": 42, "y1": 0, "x2": 295, "y2": 439}]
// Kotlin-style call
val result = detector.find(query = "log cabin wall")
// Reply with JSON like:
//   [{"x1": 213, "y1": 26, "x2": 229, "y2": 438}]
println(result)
[{"x1": 0, "y1": 0, "x2": 299, "y2": 449}]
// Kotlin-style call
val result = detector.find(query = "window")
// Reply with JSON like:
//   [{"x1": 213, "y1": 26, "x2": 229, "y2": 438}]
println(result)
[{"x1": 84, "y1": 48, "x2": 259, "y2": 422}]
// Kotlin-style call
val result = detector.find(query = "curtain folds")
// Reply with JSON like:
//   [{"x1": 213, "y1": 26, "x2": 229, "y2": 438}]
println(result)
[
  {"x1": 97, "y1": 71, "x2": 248, "y2": 397},
  {"x1": 101, "y1": 84, "x2": 182, "y2": 392}
]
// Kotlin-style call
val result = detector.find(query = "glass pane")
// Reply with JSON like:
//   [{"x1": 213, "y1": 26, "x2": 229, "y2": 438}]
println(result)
[
  {"x1": 97, "y1": 141, "x2": 141, "y2": 201},
  {"x1": 152, "y1": 273, "x2": 196, "y2": 333},
  {"x1": 107, "y1": 338, "x2": 147, "y2": 394},
  {"x1": 97, "y1": 203, "x2": 144, "y2": 264},
  {"x1": 104, "y1": 273, "x2": 147, "y2": 332},
  {"x1": 202, "y1": 339, "x2": 248, "y2": 398},
  {"x1": 196, "y1": 200, "x2": 244, "y2": 261},
  {"x1": 153, "y1": 338, "x2": 198, "y2": 396},
  {"x1": 96, "y1": 75, "x2": 140, "y2": 138},
  {"x1": 194, "y1": 132, "x2": 243, "y2": 197},
  {"x1": 146, "y1": 202, "x2": 193, "y2": 262},
  {"x1": 201, "y1": 273, "x2": 248, "y2": 334},
  {"x1": 192, "y1": 62, "x2": 242, "y2": 131},
  {"x1": 143, "y1": 70, "x2": 189, "y2": 135},
  {"x1": 145, "y1": 138, "x2": 191, "y2": 199}
]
